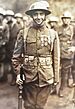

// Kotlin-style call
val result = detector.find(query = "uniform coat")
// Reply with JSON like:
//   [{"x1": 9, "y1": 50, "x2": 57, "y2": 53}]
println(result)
[{"x1": 12, "y1": 24, "x2": 60, "y2": 109}]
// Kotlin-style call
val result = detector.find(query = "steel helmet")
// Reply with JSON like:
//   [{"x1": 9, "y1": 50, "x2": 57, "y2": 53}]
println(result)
[
  {"x1": 15, "y1": 13, "x2": 23, "y2": 18},
  {"x1": 48, "y1": 16, "x2": 59, "y2": 23},
  {"x1": 40, "y1": 1, "x2": 49, "y2": 9},
  {"x1": 25, "y1": 1, "x2": 51, "y2": 16},
  {"x1": 23, "y1": 16, "x2": 28, "y2": 21},
  {"x1": 5, "y1": 10, "x2": 14, "y2": 16},
  {"x1": 0, "y1": 7, "x2": 5, "y2": 16},
  {"x1": 61, "y1": 11, "x2": 72, "y2": 19}
]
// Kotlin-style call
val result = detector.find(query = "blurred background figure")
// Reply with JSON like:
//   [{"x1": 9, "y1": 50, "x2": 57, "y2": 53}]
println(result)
[
  {"x1": 0, "y1": 8, "x2": 10, "y2": 82},
  {"x1": 47, "y1": 15, "x2": 59, "y2": 31},
  {"x1": 58, "y1": 11, "x2": 75, "y2": 97},
  {"x1": 71, "y1": 17, "x2": 75, "y2": 88},
  {"x1": 23, "y1": 15, "x2": 29, "y2": 28},
  {"x1": 15, "y1": 13, "x2": 23, "y2": 30},
  {"x1": 5, "y1": 9, "x2": 19, "y2": 85}
]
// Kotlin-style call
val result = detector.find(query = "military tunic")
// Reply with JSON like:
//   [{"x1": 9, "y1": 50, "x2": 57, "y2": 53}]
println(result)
[
  {"x1": 59, "y1": 24, "x2": 74, "y2": 88},
  {"x1": 6, "y1": 22, "x2": 19, "y2": 60},
  {"x1": 0, "y1": 22, "x2": 9, "y2": 79},
  {"x1": 12, "y1": 24, "x2": 60, "y2": 109}
]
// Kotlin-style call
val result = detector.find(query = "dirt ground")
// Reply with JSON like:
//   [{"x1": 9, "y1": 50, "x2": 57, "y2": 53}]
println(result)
[{"x1": 0, "y1": 82, "x2": 75, "y2": 109}]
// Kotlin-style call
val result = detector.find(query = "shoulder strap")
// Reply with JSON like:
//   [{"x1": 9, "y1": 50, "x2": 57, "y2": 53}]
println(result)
[{"x1": 49, "y1": 29, "x2": 56, "y2": 51}]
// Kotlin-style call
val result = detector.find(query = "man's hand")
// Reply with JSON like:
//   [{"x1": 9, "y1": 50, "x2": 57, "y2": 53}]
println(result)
[{"x1": 16, "y1": 74, "x2": 23, "y2": 85}]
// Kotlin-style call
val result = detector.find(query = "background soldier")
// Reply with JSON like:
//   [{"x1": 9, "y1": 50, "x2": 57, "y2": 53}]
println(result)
[
  {"x1": 5, "y1": 10, "x2": 19, "y2": 85},
  {"x1": 23, "y1": 15, "x2": 30, "y2": 28},
  {"x1": 71, "y1": 23, "x2": 75, "y2": 87},
  {"x1": 15, "y1": 13, "x2": 23, "y2": 30},
  {"x1": 12, "y1": 1, "x2": 60, "y2": 109},
  {"x1": 58, "y1": 11, "x2": 75, "y2": 96},
  {"x1": 46, "y1": 15, "x2": 60, "y2": 94},
  {"x1": 47, "y1": 15, "x2": 59, "y2": 31},
  {"x1": 0, "y1": 8, "x2": 9, "y2": 81}
]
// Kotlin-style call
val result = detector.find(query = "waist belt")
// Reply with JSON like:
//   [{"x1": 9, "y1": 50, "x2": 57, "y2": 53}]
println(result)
[
  {"x1": 39, "y1": 56, "x2": 52, "y2": 66},
  {"x1": 24, "y1": 55, "x2": 52, "y2": 66},
  {"x1": 24, "y1": 55, "x2": 34, "y2": 63}
]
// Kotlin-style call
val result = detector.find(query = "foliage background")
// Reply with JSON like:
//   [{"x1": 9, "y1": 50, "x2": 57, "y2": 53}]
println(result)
[{"x1": 0, "y1": 0, "x2": 75, "y2": 18}]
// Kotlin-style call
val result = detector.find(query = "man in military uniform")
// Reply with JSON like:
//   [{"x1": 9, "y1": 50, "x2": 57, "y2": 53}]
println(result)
[
  {"x1": 47, "y1": 15, "x2": 59, "y2": 31},
  {"x1": 71, "y1": 22, "x2": 75, "y2": 87},
  {"x1": 15, "y1": 13, "x2": 24, "y2": 30},
  {"x1": 5, "y1": 10, "x2": 19, "y2": 85},
  {"x1": 58, "y1": 11, "x2": 75, "y2": 96},
  {"x1": 0, "y1": 8, "x2": 9, "y2": 80},
  {"x1": 12, "y1": 1, "x2": 60, "y2": 109}
]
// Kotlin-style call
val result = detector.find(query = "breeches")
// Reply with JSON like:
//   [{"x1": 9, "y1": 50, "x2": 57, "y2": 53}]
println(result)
[
  {"x1": 60, "y1": 59, "x2": 73, "y2": 88},
  {"x1": 22, "y1": 81, "x2": 51, "y2": 109}
]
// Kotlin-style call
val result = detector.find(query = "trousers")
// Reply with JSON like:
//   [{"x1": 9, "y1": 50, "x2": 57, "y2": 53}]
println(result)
[{"x1": 22, "y1": 80, "x2": 51, "y2": 109}]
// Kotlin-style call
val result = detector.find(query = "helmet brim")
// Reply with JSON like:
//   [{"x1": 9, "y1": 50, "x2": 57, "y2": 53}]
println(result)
[
  {"x1": 61, "y1": 16, "x2": 71, "y2": 19},
  {"x1": 25, "y1": 9, "x2": 51, "y2": 16}
]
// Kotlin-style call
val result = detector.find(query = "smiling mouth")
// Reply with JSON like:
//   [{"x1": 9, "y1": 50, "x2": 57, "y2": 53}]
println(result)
[{"x1": 36, "y1": 20, "x2": 42, "y2": 23}]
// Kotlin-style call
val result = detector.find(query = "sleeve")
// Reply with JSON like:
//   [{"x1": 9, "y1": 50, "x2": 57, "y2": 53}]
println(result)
[
  {"x1": 72, "y1": 26, "x2": 75, "y2": 46},
  {"x1": 3, "y1": 24, "x2": 9, "y2": 44},
  {"x1": 53, "y1": 31, "x2": 60, "y2": 83},
  {"x1": 12, "y1": 29, "x2": 24, "y2": 75}
]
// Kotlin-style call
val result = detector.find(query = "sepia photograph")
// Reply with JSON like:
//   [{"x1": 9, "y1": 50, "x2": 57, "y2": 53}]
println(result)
[{"x1": 0, "y1": 0, "x2": 75, "y2": 109}]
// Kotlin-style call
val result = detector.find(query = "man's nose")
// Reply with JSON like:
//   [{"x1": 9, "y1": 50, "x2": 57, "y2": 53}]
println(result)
[{"x1": 37, "y1": 14, "x2": 41, "y2": 19}]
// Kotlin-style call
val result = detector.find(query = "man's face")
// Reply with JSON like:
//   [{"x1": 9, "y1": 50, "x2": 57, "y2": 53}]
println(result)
[
  {"x1": 6, "y1": 16, "x2": 13, "y2": 22},
  {"x1": 62, "y1": 17, "x2": 71, "y2": 25},
  {"x1": 32, "y1": 10, "x2": 46, "y2": 26},
  {"x1": 50, "y1": 21, "x2": 57, "y2": 28},
  {"x1": 16, "y1": 17, "x2": 22, "y2": 23}
]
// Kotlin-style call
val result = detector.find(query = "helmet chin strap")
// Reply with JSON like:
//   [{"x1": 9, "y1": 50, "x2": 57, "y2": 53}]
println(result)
[
  {"x1": 33, "y1": 16, "x2": 46, "y2": 28},
  {"x1": 33, "y1": 20, "x2": 45, "y2": 29},
  {"x1": 0, "y1": 19, "x2": 3, "y2": 23}
]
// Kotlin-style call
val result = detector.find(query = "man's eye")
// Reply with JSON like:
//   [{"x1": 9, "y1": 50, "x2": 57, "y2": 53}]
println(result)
[
  {"x1": 40, "y1": 13, "x2": 44, "y2": 15},
  {"x1": 33, "y1": 13, "x2": 37, "y2": 16}
]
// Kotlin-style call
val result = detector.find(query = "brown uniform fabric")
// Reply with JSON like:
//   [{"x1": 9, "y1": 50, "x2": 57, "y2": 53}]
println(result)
[
  {"x1": 5, "y1": 21, "x2": 20, "y2": 84},
  {"x1": 23, "y1": 81, "x2": 51, "y2": 109},
  {"x1": 0, "y1": 22, "x2": 9, "y2": 79},
  {"x1": 6, "y1": 22, "x2": 19, "y2": 60},
  {"x1": 59, "y1": 24, "x2": 74, "y2": 88},
  {"x1": 12, "y1": 25, "x2": 60, "y2": 84},
  {"x1": 60, "y1": 59, "x2": 73, "y2": 88},
  {"x1": 0, "y1": 22, "x2": 9, "y2": 61},
  {"x1": 59, "y1": 24, "x2": 74, "y2": 59},
  {"x1": 71, "y1": 25, "x2": 75, "y2": 84},
  {"x1": 12, "y1": 24, "x2": 60, "y2": 109}
]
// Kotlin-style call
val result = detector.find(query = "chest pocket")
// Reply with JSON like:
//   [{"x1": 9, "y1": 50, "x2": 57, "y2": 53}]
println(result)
[
  {"x1": 25, "y1": 29, "x2": 55, "y2": 55},
  {"x1": 26, "y1": 35, "x2": 36, "y2": 55}
]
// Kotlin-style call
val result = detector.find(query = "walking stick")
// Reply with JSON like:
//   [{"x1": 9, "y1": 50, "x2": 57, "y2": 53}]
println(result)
[
  {"x1": 18, "y1": 65, "x2": 24, "y2": 109},
  {"x1": 72, "y1": 87, "x2": 75, "y2": 107},
  {"x1": 18, "y1": 84, "x2": 23, "y2": 109}
]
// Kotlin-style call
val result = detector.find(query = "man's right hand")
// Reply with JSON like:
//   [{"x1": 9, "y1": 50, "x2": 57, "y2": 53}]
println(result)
[{"x1": 16, "y1": 74, "x2": 23, "y2": 85}]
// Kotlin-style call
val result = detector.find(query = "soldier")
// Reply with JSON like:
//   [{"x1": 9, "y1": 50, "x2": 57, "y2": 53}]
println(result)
[
  {"x1": 46, "y1": 15, "x2": 60, "y2": 94},
  {"x1": 0, "y1": 8, "x2": 9, "y2": 81},
  {"x1": 23, "y1": 16, "x2": 29, "y2": 27},
  {"x1": 58, "y1": 11, "x2": 75, "y2": 96},
  {"x1": 47, "y1": 15, "x2": 59, "y2": 31},
  {"x1": 5, "y1": 10, "x2": 19, "y2": 85},
  {"x1": 15, "y1": 13, "x2": 23, "y2": 30},
  {"x1": 71, "y1": 21, "x2": 75, "y2": 87},
  {"x1": 12, "y1": 1, "x2": 60, "y2": 109}
]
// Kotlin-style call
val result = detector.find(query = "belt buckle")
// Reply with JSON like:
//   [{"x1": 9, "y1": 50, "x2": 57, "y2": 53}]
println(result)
[
  {"x1": 46, "y1": 57, "x2": 51, "y2": 65},
  {"x1": 24, "y1": 55, "x2": 28, "y2": 63},
  {"x1": 39, "y1": 57, "x2": 45, "y2": 66},
  {"x1": 29, "y1": 56, "x2": 34, "y2": 61}
]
